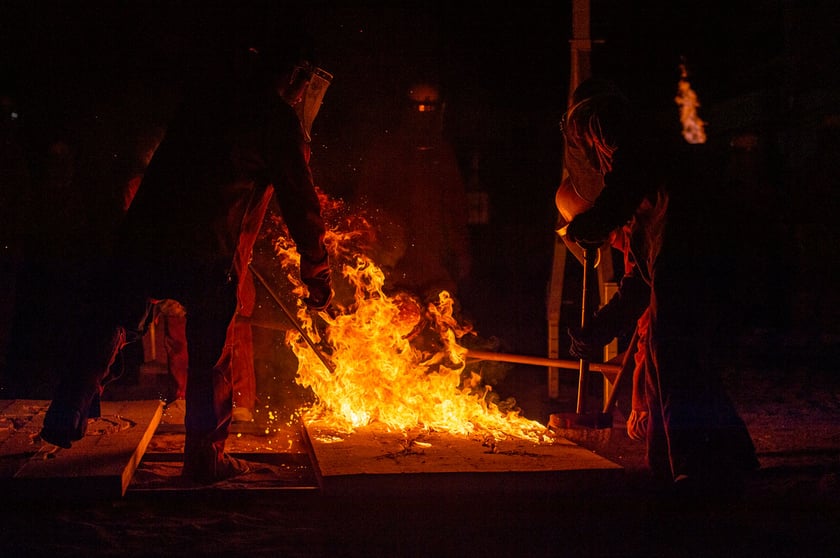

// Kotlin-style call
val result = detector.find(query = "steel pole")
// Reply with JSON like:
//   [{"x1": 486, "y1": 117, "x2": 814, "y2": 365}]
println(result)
[{"x1": 249, "y1": 264, "x2": 336, "y2": 374}]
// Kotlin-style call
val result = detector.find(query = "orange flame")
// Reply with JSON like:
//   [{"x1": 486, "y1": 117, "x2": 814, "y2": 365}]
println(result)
[
  {"x1": 268, "y1": 192, "x2": 549, "y2": 443},
  {"x1": 675, "y1": 62, "x2": 707, "y2": 144}
]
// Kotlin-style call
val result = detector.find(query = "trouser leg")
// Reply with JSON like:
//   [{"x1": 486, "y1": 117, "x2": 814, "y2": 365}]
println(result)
[
  {"x1": 41, "y1": 297, "x2": 152, "y2": 447},
  {"x1": 649, "y1": 262, "x2": 758, "y2": 484},
  {"x1": 182, "y1": 278, "x2": 237, "y2": 477},
  {"x1": 643, "y1": 338, "x2": 672, "y2": 484},
  {"x1": 229, "y1": 318, "x2": 256, "y2": 411},
  {"x1": 163, "y1": 312, "x2": 188, "y2": 400}
]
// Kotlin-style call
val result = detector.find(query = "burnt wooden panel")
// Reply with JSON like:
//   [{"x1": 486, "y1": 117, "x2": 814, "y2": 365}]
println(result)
[{"x1": 305, "y1": 420, "x2": 624, "y2": 496}]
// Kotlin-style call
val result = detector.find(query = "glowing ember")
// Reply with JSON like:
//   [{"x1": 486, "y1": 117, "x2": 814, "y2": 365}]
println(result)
[
  {"x1": 675, "y1": 62, "x2": 707, "y2": 144},
  {"x1": 268, "y1": 192, "x2": 549, "y2": 443}
]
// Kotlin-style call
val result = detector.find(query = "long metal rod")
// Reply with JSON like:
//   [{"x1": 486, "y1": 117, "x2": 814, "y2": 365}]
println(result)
[
  {"x1": 465, "y1": 349, "x2": 621, "y2": 378},
  {"x1": 250, "y1": 263, "x2": 623, "y2": 384},
  {"x1": 576, "y1": 244, "x2": 600, "y2": 414},
  {"x1": 601, "y1": 327, "x2": 639, "y2": 413},
  {"x1": 249, "y1": 264, "x2": 336, "y2": 374}
]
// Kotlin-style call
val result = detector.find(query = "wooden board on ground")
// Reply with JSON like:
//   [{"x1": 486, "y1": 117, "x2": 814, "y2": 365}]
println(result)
[
  {"x1": 129, "y1": 452, "x2": 321, "y2": 493},
  {"x1": 0, "y1": 399, "x2": 163, "y2": 499},
  {"x1": 154, "y1": 421, "x2": 270, "y2": 436},
  {"x1": 304, "y1": 420, "x2": 624, "y2": 496},
  {"x1": 127, "y1": 415, "x2": 321, "y2": 493}
]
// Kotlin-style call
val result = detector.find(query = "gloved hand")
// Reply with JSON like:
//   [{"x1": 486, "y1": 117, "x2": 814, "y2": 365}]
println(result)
[
  {"x1": 566, "y1": 219, "x2": 609, "y2": 246},
  {"x1": 300, "y1": 253, "x2": 333, "y2": 310},
  {"x1": 567, "y1": 324, "x2": 612, "y2": 362},
  {"x1": 626, "y1": 409, "x2": 649, "y2": 441}
]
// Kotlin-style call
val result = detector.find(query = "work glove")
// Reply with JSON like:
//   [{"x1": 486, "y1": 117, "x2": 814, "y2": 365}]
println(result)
[
  {"x1": 300, "y1": 252, "x2": 333, "y2": 311},
  {"x1": 626, "y1": 409, "x2": 649, "y2": 441},
  {"x1": 567, "y1": 324, "x2": 613, "y2": 363},
  {"x1": 565, "y1": 218, "x2": 610, "y2": 246},
  {"x1": 568, "y1": 272, "x2": 650, "y2": 361}
]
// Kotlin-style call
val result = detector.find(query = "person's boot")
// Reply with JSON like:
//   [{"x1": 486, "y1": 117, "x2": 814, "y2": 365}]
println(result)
[
  {"x1": 231, "y1": 406, "x2": 254, "y2": 423},
  {"x1": 182, "y1": 442, "x2": 251, "y2": 485},
  {"x1": 40, "y1": 404, "x2": 86, "y2": 449}
]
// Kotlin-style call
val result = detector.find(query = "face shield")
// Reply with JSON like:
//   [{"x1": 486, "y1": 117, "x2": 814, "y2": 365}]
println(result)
[{"x1": 293, "y1": 65, "x2": 333, "y2": 142}]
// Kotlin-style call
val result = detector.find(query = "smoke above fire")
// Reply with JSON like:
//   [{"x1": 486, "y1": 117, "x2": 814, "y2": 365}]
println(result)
[{"x1": 265, "y1": 192, "x2": 549, "y2": 443}]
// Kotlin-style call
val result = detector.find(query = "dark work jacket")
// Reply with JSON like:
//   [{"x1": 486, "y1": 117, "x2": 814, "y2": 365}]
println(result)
[
  {"x1": 566, "y1": 102, "x2": 757, "y2": 479},
  {"x1": 117, "y1": 72, "x2": 326, "y2": 289},
  {"x1": 564, "y1": 103, "x2": 665, "y2": 247},
  {"x1": 571, "y1": 133, "x2": 739, "y2": 353}
]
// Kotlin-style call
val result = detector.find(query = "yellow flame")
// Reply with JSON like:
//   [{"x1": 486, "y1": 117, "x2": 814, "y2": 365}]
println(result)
[
  {"x1": 269, "y1": 192, "x2": 549, "y2": 443},
  {"x1": 675, "y1": 63, "x2": 707, "y2": 144}
]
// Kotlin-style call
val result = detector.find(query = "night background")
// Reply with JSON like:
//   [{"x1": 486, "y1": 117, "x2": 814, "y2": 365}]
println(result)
[
  {"x1": 1, "y1": 2, "x2": 840, "y2": 556},
  {"x1": 4, "y1": 1, "x2": 838, "y2": 365}
]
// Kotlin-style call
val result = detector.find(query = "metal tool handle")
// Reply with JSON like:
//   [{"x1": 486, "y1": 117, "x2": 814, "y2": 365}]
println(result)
[
  {"x1": 601, "y1": 327, "x2": 639, "y2": 414},
  {"x1": 249, "y1": 264, "x2": 336, "y2": 374},
  {"x1": 576, "y1": 242, "x2": 600, "y2": 414}
]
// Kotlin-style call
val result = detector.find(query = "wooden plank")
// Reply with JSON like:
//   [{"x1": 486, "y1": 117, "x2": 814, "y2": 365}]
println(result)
[
  {"x1": 128, "y1": 452, "x2": 321, "y2": 493},
  {"x1": 1, "y1": 399, "x2": 163, "y2": 498},
  {"x1": 0, "y1": 400, "x2": 47, "y2": 480},
  {"x1": 304, "y1": 420, "x2": 623, "y2": 496},
  {"x1": 128, "y1": 415, "x2": 321, "y2": 493}
]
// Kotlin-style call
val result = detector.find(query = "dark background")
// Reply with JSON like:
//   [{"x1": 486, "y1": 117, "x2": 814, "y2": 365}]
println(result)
[{"x1": 2, "y1": 1, "x2": 839, "y2": 393}]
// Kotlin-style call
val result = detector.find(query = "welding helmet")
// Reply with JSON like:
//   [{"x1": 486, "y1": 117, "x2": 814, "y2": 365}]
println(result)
[
  {"x1": 249, "y1": 32, "x2": 332, "y2": 142},
  {"x1": 408, "y1": 83, "x2": 443, "y2": 113},
  {"x1": 293, "y1": 63, "x2": 333, "y2": 142},
  {"x1": 557, "y1": 79, "x2": 629, "y2": 218},
  {"x1": 556, "y1": 78, "x2": 629, "y2": 264}
]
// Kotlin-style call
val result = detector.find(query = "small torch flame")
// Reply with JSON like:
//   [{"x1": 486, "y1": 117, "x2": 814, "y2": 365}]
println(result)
[{"x1": 675, "y1": 62, "x2": 707, "y2": 144}]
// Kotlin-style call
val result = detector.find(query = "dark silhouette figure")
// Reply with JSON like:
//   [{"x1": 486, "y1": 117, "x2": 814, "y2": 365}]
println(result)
[
  {"x1": 356, "y1": 81, "x2": 471, "y2": 302},
  {"x1": 39, "y1": 36, "x2": 334, "y2": 484},
  {"x1": 561, "y1": 78, "x2": 759, "y2": 495}
]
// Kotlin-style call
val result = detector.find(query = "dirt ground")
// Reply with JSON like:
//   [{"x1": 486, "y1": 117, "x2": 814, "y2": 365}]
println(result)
[{"x1": 1, "y1": 332, "x2": 838, "y2": 558}]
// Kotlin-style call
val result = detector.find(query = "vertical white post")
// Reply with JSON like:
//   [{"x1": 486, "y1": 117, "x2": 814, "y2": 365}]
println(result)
[{"x1": 546, "y1": 0, "x2": 592, "y2": 399}]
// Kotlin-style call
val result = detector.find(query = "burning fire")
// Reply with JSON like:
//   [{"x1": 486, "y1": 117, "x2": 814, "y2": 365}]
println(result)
[
  {"x1": 675, "y1": 62, "x2": 707, "y2": 144},
  {"x1": 267, "y1": 192, "x2": 549, "y2": 444}
]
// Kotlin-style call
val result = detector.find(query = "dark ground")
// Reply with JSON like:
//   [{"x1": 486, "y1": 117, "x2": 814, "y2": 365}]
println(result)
[{"x1": 1, "y1": 330, "x2": 838, "y2": 558}]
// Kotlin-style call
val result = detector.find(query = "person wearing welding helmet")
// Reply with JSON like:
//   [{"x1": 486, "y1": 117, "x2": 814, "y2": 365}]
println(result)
[
  {"x1": 356, "y1": 80, "x2": 471, "y2": 303},
  {"x1": 558, "y1": 77, "x2": 758, "y2": 497},
  {"x1": 39, "y1": 30, "x2": 334, "y2": 484}
]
